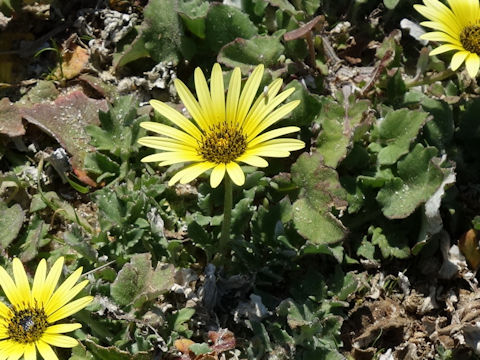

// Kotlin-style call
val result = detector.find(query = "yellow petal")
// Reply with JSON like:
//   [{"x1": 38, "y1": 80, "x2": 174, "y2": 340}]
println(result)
[
  {"x1": 141, "y1": 152, "x2": 202, "y2": 165},
  {"x1": 140, "y1": 122, "x2": 198, "y2": 143},
  {"x1": 243, "y1": 83, "x2": 294, "y2": 134},
  {"x1": 23, "y1": 343, "x2": 36, "y2": 360},
  {"x1": 417, "y1": 0, "x2": 463, "y2": 34},
  {"x1": 247, "y1": 126, "x2": 300, "y2": 147},
  {"x1": 236, "y1": 65, "x2": 264, "y2": 125},
  {"x1": 174, "y1": 79, "x2": 209, "y2": 130},
  {"x1": 32, "y1": 260, "x2": 46, "y2": 305},
  {"x1": 0, "y1": 302, "x2": 12, "y2": 321},
  {"x1": 47, "y1": 296, "x2": 93, "y2": 323},
  {"x1": 2, "y1": 341, "x2": 24, "y2": 360},
  {"x1": 0, "y1": 340, "x2": 17, "y2": 357},
  {"x1": 12, "y1": 258, "x2": 31, "y2": 308},
  {"x1": 450, "y1": 50, "x2": 469, "y2": 70},
  {"x1": 41, "y1": 334, "x2": 78, "y2": 348},
  {"x1": 0, "y1": 327, "x2": 9, "y2": 340},
  {"x1": 168, "y1": 162, "x2": 215, "y2": 186},
  {"x1": 45, "y1": 267, "x2": 86, "y2": 315},
  {"x1": 429, "y1": 44, "x2": 462, "y2": 56},
  {"x1": 252, "y1": 138, "x2": 305, "y2": 149},
  {"x1": 150, "y1": 100, "x2": 203, "y2": 140},
  {"x1": 45, "y1": 323, "x2": 82, "y2": 334},
  {"x1": 210, "y1": 63, "x2": 225, "y2": 123},
  {"x1": 420, "y1": 31, "x2": 461, "y2": 46},
  {"x1": 465, "y1": 53, "x2": 480, "y2": 78},
  {"x1": 179, "y1": 162, "x2": 216, "y2": 184},
  {"x1": 242, "y1": 78, "x2": 283, "y2": 129},
  {"x1": 137, "y1": 137, "x2": 196, "y2": 151},
  {"x1": 236, "y1": 154, "x2": 269, "y2": 167},
  {"x1": 226, "y1": 68, "x2": 241, "y2": 124},
  {"x1": 0, "y1": 266, "x2": 21, "y2": 309},
  {"x1": 40, "y1": 257, "x2": 64, "y2": 306},
  {"x1": 36, "y1": 341, "x2": 58, "y2": 360},
  {"x1": 247, "y1": 100, "x2": 301, "y2": 141},
  {"x1": 248, "y1": 149, "x2": 291, "y2": 157},
  {"x1": 226, "y1": 162, "x2": 245, "y2": 186},
  {"x1": 210, "y1": 164, "x2": 226, "y2": 188},
  {"x1": 194, "y1": 67, "x2": 215, "y2": 123}
]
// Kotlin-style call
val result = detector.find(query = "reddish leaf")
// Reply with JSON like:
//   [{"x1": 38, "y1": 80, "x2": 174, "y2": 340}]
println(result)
[
  {"x1": 208, "y1": 329, "x2": 236, "y2": 353},
  {"x1": 19, "y1": 90, "x2": 108, "y2": 184}
]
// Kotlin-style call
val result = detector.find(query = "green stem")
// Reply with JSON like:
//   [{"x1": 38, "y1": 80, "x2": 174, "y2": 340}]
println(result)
[
  {"x1": 405, "y1": 68, "x2": 456, "y2": 88},
  {"x1": 219, "y1": 174, "x2": 233, "y2": 255}
]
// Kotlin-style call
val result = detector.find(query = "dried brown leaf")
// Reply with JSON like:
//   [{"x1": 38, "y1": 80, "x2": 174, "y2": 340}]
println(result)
[{"x1": 0, "y1": 97, "x2": 25, "y2": 136}]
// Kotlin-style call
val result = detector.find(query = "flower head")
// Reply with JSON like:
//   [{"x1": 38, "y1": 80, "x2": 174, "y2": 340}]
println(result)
[
  {"x1": 138, "y1": 63, "x2": 304, "y2": 188},
  {"x1": 415, "y1": 0, "x2": 480, "y2": 78},
  {"x1": 0, "y1": 258, "x2": 92, "y2": 360}
]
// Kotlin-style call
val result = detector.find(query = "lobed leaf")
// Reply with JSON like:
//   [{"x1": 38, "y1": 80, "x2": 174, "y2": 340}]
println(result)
[{"x1": 377, "y1": 144, "x2": 444, "y2": 219}]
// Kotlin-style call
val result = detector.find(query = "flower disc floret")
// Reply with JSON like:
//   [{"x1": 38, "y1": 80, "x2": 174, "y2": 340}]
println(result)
[
  {"x1": 199, "y1": 122, "x2": 247, "y2": 164},
  {"x1": 460, "y1": 24, "x2": 480, "y2": 54},
  {"x1": 8, "y1": 308, "x2": 48, "y2": 343}
]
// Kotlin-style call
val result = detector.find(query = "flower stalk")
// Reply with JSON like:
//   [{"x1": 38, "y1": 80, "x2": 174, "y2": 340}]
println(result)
[{"x1": 219, "y1": 174, "x2": 233, "y2": 256}]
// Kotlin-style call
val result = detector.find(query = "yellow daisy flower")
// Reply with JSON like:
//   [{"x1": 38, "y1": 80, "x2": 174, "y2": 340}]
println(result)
[
  {"x1": 138, "y1": 63, "x2": 305, "y2": 188},
  {"x1": 415, "y1": 0, "x2": 480, "y2": 78},
  {"x1": 0, "y1": 258, "x2": 93, "y2": 360}
]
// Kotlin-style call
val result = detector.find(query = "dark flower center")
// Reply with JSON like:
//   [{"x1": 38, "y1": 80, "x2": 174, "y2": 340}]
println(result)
[
  {"x1": 8, "y1": 307, "x2": 48, "y2": 343},
  {"x1": 460, "y1": 25, "x2": 480, "y2": 54},
  {"x1": 198, "y1": 122, "x2": 247, "y2": 164}
]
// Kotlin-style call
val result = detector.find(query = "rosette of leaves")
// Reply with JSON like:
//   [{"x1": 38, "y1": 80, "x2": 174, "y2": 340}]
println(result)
[{"x1": 84, "y1": 95, "x2": 148, "y2": 184}]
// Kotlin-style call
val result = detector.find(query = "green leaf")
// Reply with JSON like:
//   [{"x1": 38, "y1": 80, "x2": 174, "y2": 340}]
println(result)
[
  {"x1": 284, "y1": 80, "x2": 322, "y2": 127},
  {"x1": 377, "y1": 144, "x2": 444, "y2": 219},
  {"x1": 292, "y1": 152, "x2": 347, "y2": 212},
  {"x1": 356, "y1": 238, "x2": 376, "y2": 260},
  {"x1": 316, "y1": 94, "x2": 371, "y2": 167},
  {"x1": 218, "y1": 35, "x2": 284, "y2": 73},
  {"x1": 95, "y1": 190, "x2": 125, "y2": 231},
  {"x1": 30, "y1": 194, "x2": 48, "y2": 213},
  {"x1": 169, "y1": 307, "x2": 195, "y2": 333},
  {"x1": 178, "y1": 0, "x2": 209, "y2": 39},
  {"x1": 0, "y1": 0, "x2": 21, "y2": 16},
  {"x1": 376, "y1": 109, "x2": 428, "y2": 165},
  {"x1": 86, "y1": 95, "x2": 145, "y2": 158},
  {"x1": 64, "y1": 229, "x2": 98, "y2": 262},
  {"x1": 384, "y1": 0, "x2": 400, "y2": 9},
  {"x1": 205, "y1": 3, "x2": 258, "y2": 52},
  {"x1": 115, "y1": 0, "x2": 186, "y2": 67},
  {"x1": 19, "y1": 215, "x2": 48, "y2": 262},
  {"x1": 189, "y1": 343, "x2": 212, "y2": 355},
  {"x1": 266, "y1": 0, "x2": 299, "y2": 15},
  {"x1": 329, "y1": 268, "x2": 358, "y2": 301},
  {"x1": 85, "y1": 340, "x2": 151, "y2": 360},
  {"x1": 291, "y1": 152, "x2": 347, "y2": 246},
  {"x1": 293, "y1": 199, "x2": 346, "y2": 246},
  {"x1": 113, "y1": 35, "x2": 149, "y2": 68},
  {"x1": 370, "y1": 225, "x2": 410, "y2": 259},
  {"x1": 110, "y1": 253, "x2": 175, "y2": 308},
  {"x1": 38, "y1": 191, "x2": 93, "y2": 233},
  {"x1": 83, "y1": 152, "x2": 120, "y2": 181},
  {"x1": 139, "y1": 0, "x2": 187, "y2": 63},
  {"x1": 421, "y1": 97, "x2": 454, "y2": 151},
  {"x1": 0, "y1": 202, "x2": 24, "y2": 248},
  {"x1": 231, "y1": 198, "x2": 254, "y2": 235},
  {"x1": 69, "y1": 344, "x2": 95, "y2": 360},
  {"x1": 302, "y1": 0, "x2": 320, "y2": 15}
]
